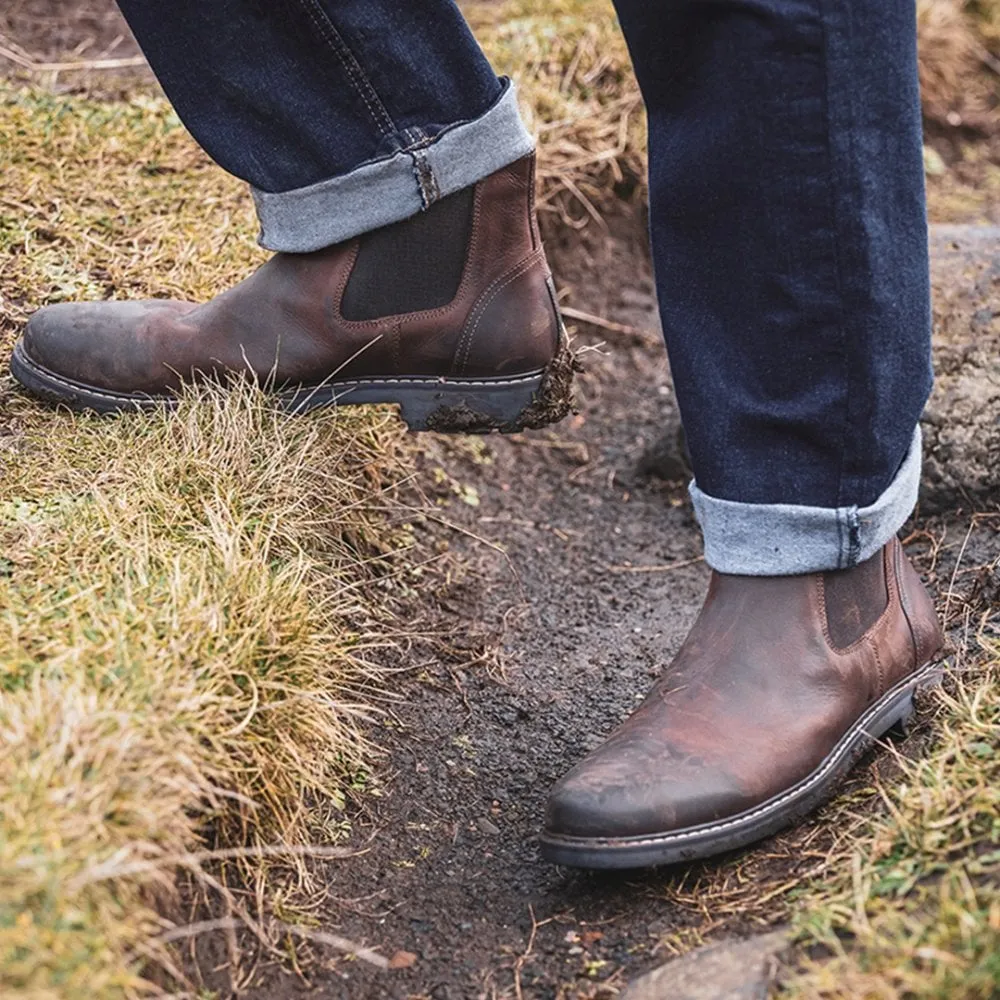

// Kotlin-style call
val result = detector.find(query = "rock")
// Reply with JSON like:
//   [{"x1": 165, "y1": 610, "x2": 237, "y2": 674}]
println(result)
[
  {"x1": 924, "y1": 226, "x2": 1000, "y2": 511},
  {"x1": 623, "y1": 929, "x2": 790, "y2": 1000}
]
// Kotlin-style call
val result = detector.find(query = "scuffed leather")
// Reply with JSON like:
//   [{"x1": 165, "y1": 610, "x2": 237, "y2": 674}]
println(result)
[
  {"x1": 545, "y1": 539, "x2": 944, "y2": 840},
  {"x1": 21, "y1": 156, "x2": 559, "y2": 394}
]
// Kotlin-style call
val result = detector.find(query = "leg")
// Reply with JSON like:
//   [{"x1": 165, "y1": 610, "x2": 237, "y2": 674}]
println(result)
[
  {"x1": 114, "y1": 0, "x2": 529, "y2": 248},
  {"x1": 542, "y1": 0, "x2": 944, "y2": 867},
  {"x1": 615, "y1": 0, "x2": 933, "y2": 571},
  {"x1": 12, "y1": 0, "x2": 572, "y2": 433}
]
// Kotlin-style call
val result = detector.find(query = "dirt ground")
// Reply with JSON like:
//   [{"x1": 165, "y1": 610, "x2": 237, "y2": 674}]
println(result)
[{"x1": 3, "y1": 5, "x2": 999, "y2": 998}]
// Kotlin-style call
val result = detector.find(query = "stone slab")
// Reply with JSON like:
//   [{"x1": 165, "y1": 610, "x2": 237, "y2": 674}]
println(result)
[{"x1": 623, "y1": 930, "x2": 791, "y2": 1000}]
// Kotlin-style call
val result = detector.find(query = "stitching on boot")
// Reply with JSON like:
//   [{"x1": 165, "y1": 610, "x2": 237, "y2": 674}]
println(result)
[
  {"x1": 544, "y1": 661, "x2": 941, "y2": 851},
  {"x1": 454, "y1": 250, "x2": 544, "y2": 375},
  {"x1": 894, "y1": 539, "x2": 924, "y2": 665},
  {"x1": 17, "y1": 345, "x2": 545, "y2": 403}
]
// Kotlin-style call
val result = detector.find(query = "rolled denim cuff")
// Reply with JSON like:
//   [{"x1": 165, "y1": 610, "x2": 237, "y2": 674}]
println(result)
[
  {"x1": 690, "y1": 426, "x2": 923, "y2": 576},
  {"x1": 252, "y1": 79, "x2": 534, "y2": 253}
]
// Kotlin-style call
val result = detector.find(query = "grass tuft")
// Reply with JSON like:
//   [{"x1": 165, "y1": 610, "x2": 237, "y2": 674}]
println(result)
[
  {"x1": 0, "y1": 86, "x2": 423, "y2": 998},
  {"x1": 781, "y1": 634, "x2": 1000, "y2": 999}
]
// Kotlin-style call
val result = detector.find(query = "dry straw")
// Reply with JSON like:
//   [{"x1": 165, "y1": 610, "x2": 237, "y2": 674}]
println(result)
[{"x1": 0, "y1": 88, "x2": 424, "y2": 997}]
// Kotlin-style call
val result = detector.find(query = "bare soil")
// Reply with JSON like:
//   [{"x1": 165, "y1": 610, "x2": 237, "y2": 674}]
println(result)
[{"x1": 0, "y1": 0, "x2": 143, "y2": 71}]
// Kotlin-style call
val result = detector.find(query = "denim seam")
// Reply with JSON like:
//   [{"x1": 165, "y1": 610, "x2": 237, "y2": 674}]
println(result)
[
  {"x1": 838, "y1": 0, "x2": 865, "y2": 510},
  {"x1": 816, "y1": 0, "x2": 854, "y2": 517},
  {"x1": 294, "y1": 0, "x2": 395, "y2": 137},
  {"x1": 412, "y1": 149, "x2": 441, "y2": 209},
  {"x1": 847, "y1": 506, "x2": 861, "y2": 565},
  {"x1": 253, "y1": 82, "x2": 533, "y2": 253},
  {"x1": 689, "y1": 426, "x2": 922, "y2": 576}
]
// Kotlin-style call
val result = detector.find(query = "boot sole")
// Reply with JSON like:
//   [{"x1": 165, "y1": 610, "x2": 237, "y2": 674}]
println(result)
[
  {"x1": 539, "y1": 659, "x2": 944, "y2": 869},
  {"x1": 10, "y1": 338, "x2": 576, "y2": 434}
]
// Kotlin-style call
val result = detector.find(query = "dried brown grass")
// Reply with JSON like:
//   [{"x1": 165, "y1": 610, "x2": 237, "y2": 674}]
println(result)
[
  {"x1": 0, "y1": 86, "x2": 427, "y2": 998},
  {"x1": 472, "y1": 0, "x2": 646, "y2": 233},
  {"x1": 778, "y1": 517, "x2": 1000, "y2": 999},
  {"x1": 470, "y1": 0, "x2": 1000, "y2": 237},
  {"x1": 918, "y1": 0, "x2": 1000, "y2": 134}
]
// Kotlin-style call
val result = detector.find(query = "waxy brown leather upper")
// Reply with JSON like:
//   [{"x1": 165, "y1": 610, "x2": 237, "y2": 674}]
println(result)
[
  {"x1": 21, "y1": 156, "x2": 559, "y2": 394},
  {"x1": 545, "y1": 539, "x2": 943, "y2": 840}
]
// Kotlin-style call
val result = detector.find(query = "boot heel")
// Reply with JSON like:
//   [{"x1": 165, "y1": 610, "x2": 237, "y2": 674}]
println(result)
[
  {"x1": 892, "y1": 661, "x2": 946, "y2": 735},
  {"x1": 399, "y1": 333, "x2": 578, "y2": 433},
  {"x1": 281, "y1": 337, "x2": 577, "y2": 431}
]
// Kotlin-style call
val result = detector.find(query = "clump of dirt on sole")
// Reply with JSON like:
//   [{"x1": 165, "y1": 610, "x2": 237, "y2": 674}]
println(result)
[{"x1": 424, "y1": 335, "x2": 582, "y2": 434}]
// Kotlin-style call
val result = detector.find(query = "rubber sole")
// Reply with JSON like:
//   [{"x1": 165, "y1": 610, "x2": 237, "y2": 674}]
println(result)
[
  {"x1": 539, "y1": 660, "x2": 944, "y2": 870},
  {"x1": 10, "y1": 338, "x2": 573, "y2": 434}
]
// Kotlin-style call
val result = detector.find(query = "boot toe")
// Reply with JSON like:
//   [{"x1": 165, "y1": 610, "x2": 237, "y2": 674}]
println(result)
[
  {"x1": 21, "y1": 300, "x2": 194, "y2": 391},
  {"x1": 545, "y1": 761, "x2": 751, "y2": 842}
]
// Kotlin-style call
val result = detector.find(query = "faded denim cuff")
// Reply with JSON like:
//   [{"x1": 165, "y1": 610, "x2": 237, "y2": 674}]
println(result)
[
  {"x1": 689, "y1": 426, "x2": 923, "y2": 576},
  {"x1": 252, "y1": 79, "x2": 534, "y2": 253}
]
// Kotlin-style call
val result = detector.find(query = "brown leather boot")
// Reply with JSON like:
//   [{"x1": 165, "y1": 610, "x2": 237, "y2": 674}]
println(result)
[
  {"x1": 541, "y1": 538, "x2": 944, "y2": 868},
  {"x1": 12, "y1": 155, "x2": 574, "y2": 432}
]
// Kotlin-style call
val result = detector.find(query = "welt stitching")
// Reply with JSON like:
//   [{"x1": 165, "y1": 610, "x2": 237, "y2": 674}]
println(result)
[
  {"x1": 546, "y1": 661, "x2": 940, "y2": 851},
  {"x1": 295, "y1": 0, "x2": 395, "y2": 136},
  {"x1": 869, "y1": 637, "x2": 884, "y2": 696},
  {"x1": 456, "y1": 251, "x2": 543, "y2": 375},
  {"x1": 20, "y1": 348, "x2": 544, "y2": 399},
  {"x1": 459, "y1": 255, "x2": 540, "y2": 373}
]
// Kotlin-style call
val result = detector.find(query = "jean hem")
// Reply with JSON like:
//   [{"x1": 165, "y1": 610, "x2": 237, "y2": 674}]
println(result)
[
  {"x1": 251, "y1": 79, "x2": 534, "y2": 253},
  {"x1": 689, "y1": 426, "x2": 923, "y2": 575}
]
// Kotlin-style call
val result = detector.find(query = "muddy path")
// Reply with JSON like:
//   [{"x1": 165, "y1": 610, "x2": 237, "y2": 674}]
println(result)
[{"x1": 230, "y1": 228, "x2": 998, "y2": 1000}]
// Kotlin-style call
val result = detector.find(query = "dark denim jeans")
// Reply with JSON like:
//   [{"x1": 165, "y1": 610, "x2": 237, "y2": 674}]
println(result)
[{"x1": 115, "y1": 0, "x2": 933, "y2": 575}]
